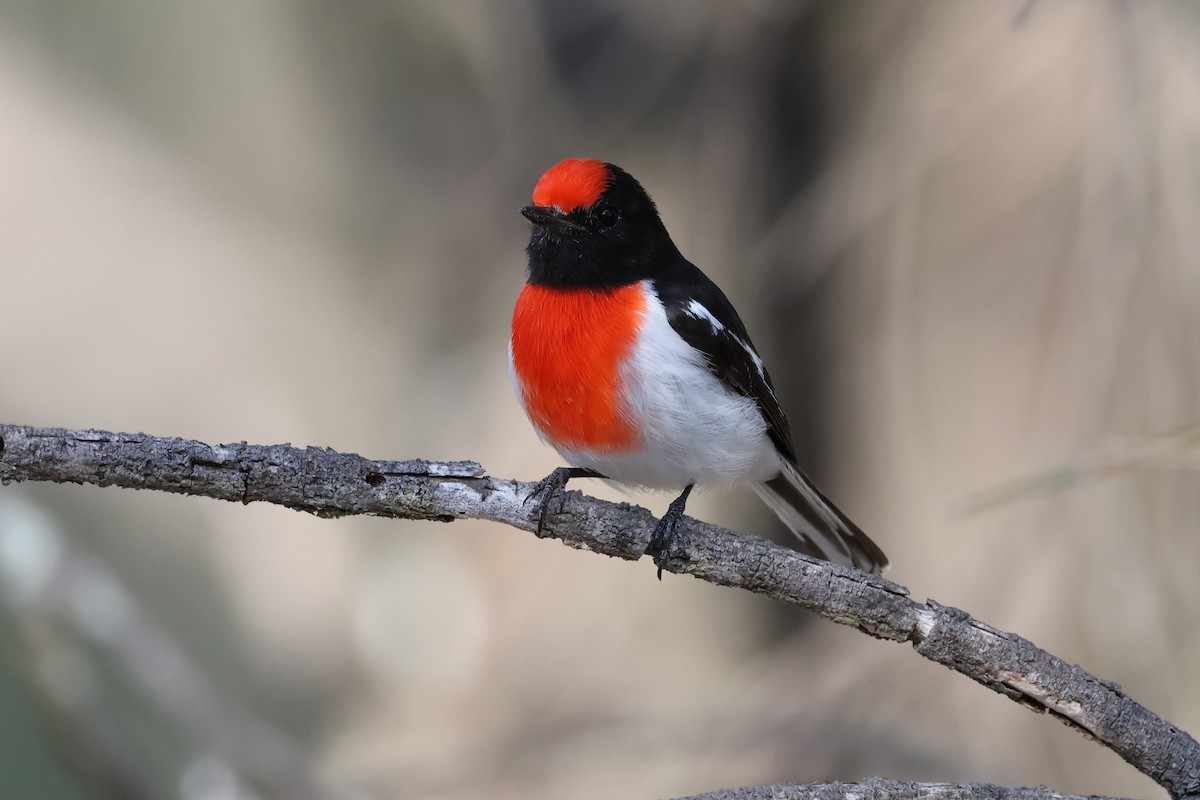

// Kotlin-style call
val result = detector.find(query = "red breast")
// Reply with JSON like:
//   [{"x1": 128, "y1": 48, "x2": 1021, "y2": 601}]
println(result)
[{"x1": 511, "y1": 283, "x2": 647, "y2": 453}]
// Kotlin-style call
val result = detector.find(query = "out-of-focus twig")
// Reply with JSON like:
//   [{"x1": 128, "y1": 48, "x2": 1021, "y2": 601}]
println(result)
[
  {"x1": 954, "y1": 421, "x2": 1200, "y2": 517},
  {"x1": 1, "y1": 424, "x2": 1198, "y2": 800},
  {"x1": 1012, "y1": 0, "x2": 1038, "y2": 27}
]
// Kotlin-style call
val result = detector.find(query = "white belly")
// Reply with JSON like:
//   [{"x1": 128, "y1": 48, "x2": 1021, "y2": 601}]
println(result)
[{"x1": 554, "y1": 282, "x2": 780, "y2": 490}]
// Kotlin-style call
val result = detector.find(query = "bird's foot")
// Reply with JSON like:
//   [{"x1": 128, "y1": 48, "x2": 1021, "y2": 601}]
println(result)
[
  {"x1": 649, "y1": 484, "x2": 694, "y2": 580},
  {"x1": 524, "y1": 467, "x2": 605, "y2": 536}
]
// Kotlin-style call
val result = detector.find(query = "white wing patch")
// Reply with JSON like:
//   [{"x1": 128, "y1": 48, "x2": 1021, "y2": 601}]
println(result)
[
  {"x1": 685, "y1": 299, "x2": 725, "y2": 332},
  {"x1": 684, "y1": 299, "x2": 768, "y2": 386}
]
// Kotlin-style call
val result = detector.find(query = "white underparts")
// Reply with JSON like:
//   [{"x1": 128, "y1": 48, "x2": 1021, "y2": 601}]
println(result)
[{"x1": 555, "y1": 281, "x2": 780, "y2": 489}]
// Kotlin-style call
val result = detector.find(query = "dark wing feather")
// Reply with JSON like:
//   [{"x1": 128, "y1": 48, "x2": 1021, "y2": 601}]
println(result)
[
  {"x1": 652, "y1": 259, "x2": 889, "y2": 573},
  {"x1": 652, "y1": 260, "x2": 797, "y2": 463}
]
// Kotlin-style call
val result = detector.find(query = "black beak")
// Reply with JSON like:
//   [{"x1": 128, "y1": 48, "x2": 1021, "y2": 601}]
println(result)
[{"x1": 521, "y1": 205, "x2": 587, "y2": 233}]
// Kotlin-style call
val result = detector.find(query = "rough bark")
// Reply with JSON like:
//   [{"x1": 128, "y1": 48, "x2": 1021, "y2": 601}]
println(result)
[
  {"x1": 678, "y1": 778, "x2": 1129, "y2": 800},
  {"x1": 2, "y1": 424, "x2": 1197, "y2": 800}
]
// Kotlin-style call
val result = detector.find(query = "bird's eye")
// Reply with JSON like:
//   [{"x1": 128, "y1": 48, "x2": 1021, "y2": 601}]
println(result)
[{"x1": 597, "y1": 206, "x2": 619, "y2": 227}]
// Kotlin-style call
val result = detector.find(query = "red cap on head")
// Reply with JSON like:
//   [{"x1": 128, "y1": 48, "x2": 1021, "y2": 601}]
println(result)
[{"x1": 531, "y1": 158, "x2": 611, "y2": 213}]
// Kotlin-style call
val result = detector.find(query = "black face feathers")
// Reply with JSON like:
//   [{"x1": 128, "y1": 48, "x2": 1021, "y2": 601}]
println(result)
[{"x1": 524, "y1": 164, "x2": 680, "y2": 289}]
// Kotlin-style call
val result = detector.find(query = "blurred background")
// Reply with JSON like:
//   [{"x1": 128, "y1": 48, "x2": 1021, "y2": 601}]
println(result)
[{"x1": 1, "y1": 1, "x2": 1198, "y2": 798}]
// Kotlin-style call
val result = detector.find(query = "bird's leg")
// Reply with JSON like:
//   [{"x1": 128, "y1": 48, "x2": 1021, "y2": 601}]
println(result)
[
  {"x1": 650, "y1": 483, "x2": 695, "y2": 580},
  {"x1": 525, "y1": 466, "x2": 607, "y2": 535}
]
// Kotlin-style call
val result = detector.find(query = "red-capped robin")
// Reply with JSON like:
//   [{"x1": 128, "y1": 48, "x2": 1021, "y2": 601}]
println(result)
[{"x1": 510, "y1": 158, "x2": 887, "y2": 576}]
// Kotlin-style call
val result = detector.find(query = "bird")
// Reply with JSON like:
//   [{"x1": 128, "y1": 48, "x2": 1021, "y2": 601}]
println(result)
[{"x1": 509, "y1": 158, "x2": 888, "y2": 575}]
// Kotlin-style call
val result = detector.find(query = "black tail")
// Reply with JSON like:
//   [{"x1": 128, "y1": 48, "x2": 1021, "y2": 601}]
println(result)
[{"x1": 752, "y1": 458, "x2": 888, "y2": 574}]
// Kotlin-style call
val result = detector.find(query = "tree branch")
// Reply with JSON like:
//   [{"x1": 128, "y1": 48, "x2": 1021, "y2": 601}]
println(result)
[
  {"x1": 1, "y1": 424, "x2": 1197, "y2": 800},
  {"x1": 677, "y1": 778, "x2": 1129, "y2": 800}
]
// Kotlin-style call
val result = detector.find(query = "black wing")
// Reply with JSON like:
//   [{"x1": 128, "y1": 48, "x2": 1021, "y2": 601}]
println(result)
[
  {"x1": 652, "y1": 259, "x2": 798, "y2": 463},
  {"x1": 653, "y1": 258, "x2": 889, "y2": 573}
]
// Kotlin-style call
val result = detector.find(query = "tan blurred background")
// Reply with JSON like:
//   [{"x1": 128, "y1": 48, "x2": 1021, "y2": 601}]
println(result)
[{"x1": 1, "y1": 1, "x2": 1198, "y2": 798}]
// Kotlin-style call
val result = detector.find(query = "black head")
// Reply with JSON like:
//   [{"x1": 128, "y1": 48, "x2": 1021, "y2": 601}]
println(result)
[{"x1": 522, "y1": 159, "x2": 679, "y2": 288}]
